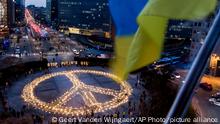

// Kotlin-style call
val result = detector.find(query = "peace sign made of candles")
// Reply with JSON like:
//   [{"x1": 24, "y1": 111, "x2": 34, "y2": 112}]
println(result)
[{"x1": 22, "y1": 70, "x2": 132, "y2": 116}]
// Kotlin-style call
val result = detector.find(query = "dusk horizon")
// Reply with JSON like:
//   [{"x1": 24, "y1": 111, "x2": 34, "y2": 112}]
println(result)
[{"x1": 25, "y1": 0, "x2": 46, "y2": 7}]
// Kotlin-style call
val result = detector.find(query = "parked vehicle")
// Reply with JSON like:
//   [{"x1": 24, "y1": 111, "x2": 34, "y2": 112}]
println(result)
[
  {"x1": 209, "y1": 92, "x2": 220, "y2": 106},
  {"x1": 211, "y1": 92, "x2": 220, "y2": 98},
  {"x1": 172, "y1": 72, "x2": 181, "y2": 79},
  {"x1": 199, "y1": 82, "x2": 213, "y2": 91}
]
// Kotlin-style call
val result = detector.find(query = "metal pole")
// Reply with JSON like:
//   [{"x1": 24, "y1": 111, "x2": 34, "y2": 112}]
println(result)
[{"x1": 164, "y1": 11, "x2": 220, "y2": 124}]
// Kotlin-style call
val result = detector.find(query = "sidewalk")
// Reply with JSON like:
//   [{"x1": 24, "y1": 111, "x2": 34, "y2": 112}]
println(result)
[
  {"x1": 192, "y1": 96, "x2": 205, "y2": 117},
  {"x1": 0, "y1": 55, "x2": 41, "y2": 70}
]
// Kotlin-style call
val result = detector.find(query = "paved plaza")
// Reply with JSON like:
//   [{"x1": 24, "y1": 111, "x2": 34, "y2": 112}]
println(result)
[{"x1": 6, "y1": 66, "x2": 148, "y2": 122}]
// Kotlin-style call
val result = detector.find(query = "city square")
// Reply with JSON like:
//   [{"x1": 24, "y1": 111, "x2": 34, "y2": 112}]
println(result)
[
  {"x1": 6, "y1": 66, "x2": 146, "y2": 123},
  {"x1": 1, "y1": 0, "x2": 220, "y2": 123}
]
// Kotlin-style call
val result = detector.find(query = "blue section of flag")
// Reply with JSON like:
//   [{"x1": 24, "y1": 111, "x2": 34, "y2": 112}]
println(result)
[{"x1": 109, "y1": 0, "x2": 148, "y2": 36}]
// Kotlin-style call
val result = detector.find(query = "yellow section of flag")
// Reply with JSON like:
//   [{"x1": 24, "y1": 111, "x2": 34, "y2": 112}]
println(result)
[
  {"x1": 143, "y1": 0, "x2": 217, "y2": 20},
  {"x1": 112, "y1": 0, "x2": 217, "y2": 79},
  {"x1": 125, "y1": 16, "x2": 168, "y2": 78},
  {"x1": 112, "y1": 36, "x2": 133, "y2": 79}
]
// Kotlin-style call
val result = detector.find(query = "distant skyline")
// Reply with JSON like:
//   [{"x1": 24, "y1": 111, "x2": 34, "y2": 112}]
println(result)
[{"x1": 25, "y1": 0, "x2": 46, "y2": 7}]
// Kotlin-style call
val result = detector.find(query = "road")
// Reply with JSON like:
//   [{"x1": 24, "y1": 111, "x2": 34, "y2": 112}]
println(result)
[
  {"x1": 173, "y1": 68, "x2": 220, "y2": 121},
  {"x1": 1, "y1": 9, "x2": 85, "y2": 59},
  {"x1": 1, "y1": 9, "x2": 109, "y2": 61},
  {"x1": 0, "y1": 8, "x2": 112, "y2": 69},
  {"x1": 25, "y1": 8, "x2": 85, "y2": 55},
  {"x1": 193, "y1": 89, "x2": 220, "y2": 120},
  {"x1": 192, "y1": 76, "x2": 220, "y2": 118}
]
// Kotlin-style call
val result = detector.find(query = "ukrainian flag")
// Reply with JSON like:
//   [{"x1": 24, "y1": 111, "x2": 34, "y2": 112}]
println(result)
[{"x1": 109, "y1": 0, "x2": 217, "y2": 79}]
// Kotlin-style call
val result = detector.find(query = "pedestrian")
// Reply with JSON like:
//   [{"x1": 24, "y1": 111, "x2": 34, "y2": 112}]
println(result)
[
  {"x1": 117, "y1": 111, "x2": 120, "y2": 118},
  {"x1": 135, "y1": 82, "x2": 138, "y2": 88},
  {"x1": 12, "y1": 109, "x2": 16, "y2": 117},
  {"x1": 122, "y1": 111, "x2": 126, "y2": 118},
  {"x1": 21, "y1": 110, "x2": 24, "y2": 117},
  {"x1": 113, "y1": 113, "x2": 117, "y2": 118},
  {"x1": 91, "y1": 109, "x2": 94, "y2": 117},
  {"x1": 129, "y1": 108, "x2": 133, "y2": 117},
  {"x1": 143, "y1": 91, "x2": 146, "y2": 100},
  {"x1": 110, "y1": 114, "x2": 113, "y2": 119},
  {"x1": 133, "y1": 102, "x2": 136, "y2": 111},
  {"x1": 128, "y1": 100, "x2": 131, "y2": 107},
  {"x1": 16, "y1": 111, "x2": 20, "y2": 118}
]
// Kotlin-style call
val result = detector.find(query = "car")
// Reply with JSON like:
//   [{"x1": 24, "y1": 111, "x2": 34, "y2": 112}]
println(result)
[
  {"x1": 209, "y1": 92, "x2": 220, "y2": 106},
  {"x1": 86, "y1": 52, "x2": 93, "y2": 57},
  {"x1": 15, "y1": 46, "x2": 20, "y2": 54},
  {"x1": 0, "y1": 51, "x2": 3, "y2": 55},
  {"x1": 49, "y1": 47, "x2": 55, "y2": 51},
  {"x1": 211, "y1": 92, "x2": 220, "y2": 99},
  {"x1": 209, "y1": 98, "x2": 220, "y2": 106},
  {"x1": 23, "y1": 50, "x2": 27, "y2": 55},
  {"x1": 72, "y1": 49, "x2": 80, "y2": 55},
  {"x1": 172, "y1": 72, "x2": 181, "y2": 79},
  {"x1": 199, "y1": 82, "x2": 213, "y2": 91},
  {"x1": 170, "y1": 72, "x2": 180, "y2": 80},
  {"x1": 170, "y1": 75, "x2": 175, "y2": 80}
]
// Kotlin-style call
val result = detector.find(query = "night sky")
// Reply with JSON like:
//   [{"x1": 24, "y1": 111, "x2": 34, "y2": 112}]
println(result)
[{"x1": 25, "y1": 0, "x2": 46, "y2": 7}]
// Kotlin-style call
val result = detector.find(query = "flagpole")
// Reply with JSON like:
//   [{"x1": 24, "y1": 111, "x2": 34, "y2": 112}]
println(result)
[{"x1": 164, "y1": 11, "x2": 220, "y2": 124}]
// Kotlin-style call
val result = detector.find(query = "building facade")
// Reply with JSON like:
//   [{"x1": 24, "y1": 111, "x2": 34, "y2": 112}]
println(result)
[
  {"x1": 0, "y1": 0, "x2": 16, "y2": 38},
  {"x1": 15, "y1": 0, "x2": 25, "y2": 26},
  {"x1": 46, "y1": 0, "x2": 58, "y2": 27},
  {"x1": 0, "y1": 0, "x2": 8, "y2": 38},
  {"x1": 57, "y1": 0, "x2": 111, "y2": 37},
  {"x1": 163, "y1": 20, "x2": 193, "y2": 63},
  {"x1": 8, "y1": 0, "x2": 16, "y2": 27},
  {"x1": 189, "y1": 1, "x2": 220, "y2": 62},
  {"x1": 189, "y1": 1, "x2": 220, "y2": 76},
  {"x1": 189, "y1": 19, "x2": 213, "y2": 62},
  {"x1": 27, "y1": 5, "x2": 47, "y2": 25},
  {"x1": 210, "y1": 54, "x2": 220, "y2": 76}
]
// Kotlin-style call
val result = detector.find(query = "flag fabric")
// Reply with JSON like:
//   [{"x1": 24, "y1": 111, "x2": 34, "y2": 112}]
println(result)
[
  {"x1": 109, "y1": 0, "x2": 147, "y2": 79},
  {"x1": 109, "y1": 0, "x2": 217, "y2": 79}
]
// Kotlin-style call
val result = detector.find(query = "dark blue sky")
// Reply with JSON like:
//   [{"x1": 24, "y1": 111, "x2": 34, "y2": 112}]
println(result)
[{"x1": 25, "y1": 0, "x2": 46, "y2": 7}]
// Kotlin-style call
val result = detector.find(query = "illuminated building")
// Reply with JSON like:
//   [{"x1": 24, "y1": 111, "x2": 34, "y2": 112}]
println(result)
[
  {"x1": 57, "y1": 0, "x2": 111, "y2": 37},
  {"x1": 188, "y1": 1, "x2": 220, "y2": 76},
  {"x1": 0, "y1": 0, "x2": 16, "y2": 38},
  {"x1": 210, "y1": 54, "x2": 220, "y2": 76},
  {"x1": 27, "y1": 5, "x2": 47, "y2": 25},
  {"x1": 46, "y1": 0, "x2": 58, "y2": 27},
  {"x1": 0, "y1": 0, "x2": 7, "y2": 26},
  {"x1": 189, "y1": 19, "x2": 214, "y2": 62},
  {"x1": 189, "y1": 1, "x2": 220, "y2": 63},
  {"x1": 160, "y1": 20, "x2": 192, "y2": 62},
  {"x1": 8, "y1": 0, "x2": 16, "y2": 28},
  {"x1": 15, "y1": 0, "x2": 25, "y2": 26}
]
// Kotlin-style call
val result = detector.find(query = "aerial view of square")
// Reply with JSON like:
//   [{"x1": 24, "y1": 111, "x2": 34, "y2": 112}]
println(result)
[{"x1": 0, "y1": 0, "x2": 220, "y2": 123}]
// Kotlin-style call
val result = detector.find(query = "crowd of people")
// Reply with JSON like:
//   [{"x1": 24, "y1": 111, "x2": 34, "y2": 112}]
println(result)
[
  {"x1": 0, "y1": 88, "x2": 150, "y2": 123},
  {"x1": 0, "y1": 86, "x2": 44, "y2": 123}
]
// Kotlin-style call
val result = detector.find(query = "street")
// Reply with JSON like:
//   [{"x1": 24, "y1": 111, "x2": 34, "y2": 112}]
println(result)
[
  {"x1": 192, "y1": 76, "x2": 220, "y2": 119},
  {"x1": 173, "y1": 67, "x2": 220, "y2": 120}
]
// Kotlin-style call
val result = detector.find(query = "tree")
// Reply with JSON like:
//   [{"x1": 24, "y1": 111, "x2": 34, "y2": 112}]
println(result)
[{"x1": 140, "y1": 65, "x2": 197, "y2": 121}]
